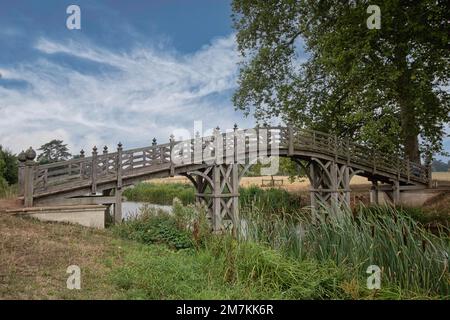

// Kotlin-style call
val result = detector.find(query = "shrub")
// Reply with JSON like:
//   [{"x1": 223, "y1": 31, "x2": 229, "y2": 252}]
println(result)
[{"x1": 113, "y1": 206, "x2": 193, "y2": 249}]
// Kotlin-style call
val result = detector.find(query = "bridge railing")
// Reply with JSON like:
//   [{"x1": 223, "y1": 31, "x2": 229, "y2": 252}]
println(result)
[{"x1": 29, "y1": 126, "x2": 430, "y2": 198}]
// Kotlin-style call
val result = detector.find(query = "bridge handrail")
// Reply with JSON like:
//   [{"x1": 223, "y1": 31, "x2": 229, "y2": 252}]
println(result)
[{"x1": 28, "y1": 126, "x2": 430, "y2": 196}]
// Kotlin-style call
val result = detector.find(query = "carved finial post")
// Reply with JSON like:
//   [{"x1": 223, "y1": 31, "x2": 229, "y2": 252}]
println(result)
[
  {"x1": 103, "y1": 146, "x2": 108, "y2": 155},
  {"x1": 114, "y1": 142, "x2": 124, "y2": 224},
  {"x1": 91, "y1": 146, "x2": 98, "y2": 195},
  {"x1": 194, "y1": 131, "x2": 202, "y2": 164},
  {"x1": 152, "y1": 138, "x2": 157, "y2": 146},
  {"x1": 169, "y1": 134, "x2": 175, "y2": 176},
  {"x1": 23, "y1": 147, "x2": 36, "y2": 207},
  {"x1": 79, "y1": 149, "x2": 86, "y2": 178},
  {"x1": 17, "y1": 151, "x2": 26, "y2": 197}
]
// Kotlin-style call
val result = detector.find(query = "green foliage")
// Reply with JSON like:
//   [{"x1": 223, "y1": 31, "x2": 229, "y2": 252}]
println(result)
[
  {"x1": 123, "y1": 183, "x2": 195, "y2": 205},
  {"x1": 241, "y1": 204, "x2": 449, "y2": 296},
  {"x1": 124, "y1": 182, "x2": 302, "y2": 214},
  {"x1": 37, "y1": 139, "x2": 71, "y2": 164},
  {"x1": 396, "y1": 206, "x2": 450, "y2": 229},
  {"x1": 0, "y1": 145, "x2": 18, "y2": 185},
  {"x1": 245, "y1": 157, "x2": 302, "y2": 180},
  {"x1": 232, "y1": 0, "x2": 450, "y2": 161},
  {"x1": 111, "y1": 196, "x2": 448, "y2": 299},
  {"x1": 113, "y1": 206, "x2": 193, "y2": 249},
  {"x1": 110, "y1": 235, "x2": 349, "y2": 299},
  {"x1": 239, "y1": 185, "x2": 302, "y2": 214}
]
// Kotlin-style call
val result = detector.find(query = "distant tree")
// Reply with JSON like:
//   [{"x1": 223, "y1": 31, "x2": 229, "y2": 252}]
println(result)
[
  {"x1": 37, "y1": 140, "x2": 72, "y2": 164},
  {"x1": 0, "y1": 146, "x2": 18, "y2": 185}
]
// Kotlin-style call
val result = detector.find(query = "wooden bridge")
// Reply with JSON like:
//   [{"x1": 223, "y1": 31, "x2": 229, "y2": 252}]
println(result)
[{"x1": 17, "y1": 126, "x2": 431, "y2": 233}]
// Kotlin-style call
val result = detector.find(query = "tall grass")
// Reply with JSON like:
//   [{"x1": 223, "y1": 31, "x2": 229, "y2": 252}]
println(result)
[
  {"x1": 123, "y1": 182, "x2": 301, "y2": 213},
  {"x1": 0, "y1": 179, "x2": 18, "y2": 199},
  {"x1": 240, "y1": 204, "x2": 449, "y2": 297},
  {"x1": 112, "y1": 201, "x2": 349, "y2": 299},
  {"x1": 119, "y1": 182, "x2": 449, "y2": 298},
  {"x1": 239, "y1": 185, "x2": 302, "y2": 214},
  {"x1": 123, "y1": 183, "x2": 195, "y2": 205}
]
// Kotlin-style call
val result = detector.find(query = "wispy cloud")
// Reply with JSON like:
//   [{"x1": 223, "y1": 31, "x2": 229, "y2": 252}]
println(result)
[{"x1": 0, "y1": 34, "x2": 252, "y2": 155}]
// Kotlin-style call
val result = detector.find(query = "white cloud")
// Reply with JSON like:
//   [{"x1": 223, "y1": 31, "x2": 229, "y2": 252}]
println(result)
[{"x1": 0, "y1": 34, "x2": 253, "y2": 155}]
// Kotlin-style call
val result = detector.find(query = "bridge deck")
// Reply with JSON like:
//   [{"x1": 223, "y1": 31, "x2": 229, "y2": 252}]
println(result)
[{"x1": 21, "y1": 127, "x2": 430, "y2": 203}]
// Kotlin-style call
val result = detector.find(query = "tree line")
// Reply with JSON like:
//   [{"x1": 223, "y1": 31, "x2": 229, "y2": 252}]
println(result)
[{"x1": 0, "y1": 140, "x2": 72, "y2": 193}]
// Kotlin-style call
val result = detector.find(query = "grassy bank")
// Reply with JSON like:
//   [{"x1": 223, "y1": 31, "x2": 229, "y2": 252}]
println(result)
[
  {"x1": 0, "y1": 213, "x2": 348, "y2": 299},
  {"x1": 1, "y1": 198, "x2": 448, "y2": 299}
]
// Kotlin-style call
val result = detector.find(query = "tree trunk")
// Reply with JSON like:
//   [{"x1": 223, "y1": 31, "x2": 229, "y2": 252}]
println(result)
[
  {"x1": 395, "y1": 41, "x2": 421, "y2": 164},
  {"x1": 398, "y1": 91, "x2": 421, "y2": 164}
]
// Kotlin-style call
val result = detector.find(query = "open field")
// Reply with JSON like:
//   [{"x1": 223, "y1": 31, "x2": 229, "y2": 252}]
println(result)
[{"x1": 147, "y1": 172, "x2": 450, "y2": 193}]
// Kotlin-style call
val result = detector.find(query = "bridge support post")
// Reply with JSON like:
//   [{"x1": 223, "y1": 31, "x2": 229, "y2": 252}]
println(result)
[
  {"x1": 307, "y1": 158, "x2": 355, "y2": 217},
  {"x1": 184, "y1": 163, "x2": 240, "y2": 235},
  {"x1": 392, "y1": 180, "x2": 400, "y2": 205},
  {"x1": 370, "y1": 180, "x2": 379, "y2": 205},
  {"x1": 114, "y1": 188, "x2": 123, "y2": 224}
]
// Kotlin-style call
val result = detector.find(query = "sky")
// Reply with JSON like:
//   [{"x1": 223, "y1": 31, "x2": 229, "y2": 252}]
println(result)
[
  {"x1": 0, "y1": 0, "x2": 256, "y2": 155},
  {"x1": 0, "y1": 1, "x2": 449, "y2": 161}
]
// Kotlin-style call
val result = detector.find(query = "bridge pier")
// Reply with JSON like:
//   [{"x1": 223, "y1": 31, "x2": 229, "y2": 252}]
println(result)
[
  {"x1": 183, "y1": 163, "x2": 244, "y2": 236},
  {"x1": 295, "y1": 158, "x2": 360, "y2": 217}
]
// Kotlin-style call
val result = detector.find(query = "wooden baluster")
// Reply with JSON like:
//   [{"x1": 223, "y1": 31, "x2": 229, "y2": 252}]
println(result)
[
  {"x1": 23, "y1": 147, "x2": 36, "y2": 207},
  {"x1": 91, "y1": 146, "x2": 98, "y2": 195},
  {"x1": 115, "y1": 142, "x2": 123, "y2": 224},
  {"x1": 116, "y1": 143, "x2": 123, "y2": 189},
  {"x1": 79, "y1": 149, "x2": 85, "y2": 178},
  {"x1": 169, "y1": 134, "x2": 175, "y2": 176},
  {"x1": 407, "y1": 161, "x2": 411, "y2": 182},
  {"x1": 427, "y1": 165, "x2": 433, "y2": 188},
  {"x1": 334, "y1": 135, "x2": 338, "y2": 161},
  {"x1": 103, "y1": 146, "x2": 108, "y2": 174},
  {"x1": 17, "y1": 151, "x2": 26, "y2": 197},
  {"x1": 288, "y1": 125, "x2": 294, "y2": 156},
  {"x1": 313, "y1": 131, "x2": 316, "y2": 148},
  {"x1": 151, "y1": 138, "x2": 157, "y2": 165},
  {"x1": 233, "y1": 124, "x2": 238, "y2": 163}
]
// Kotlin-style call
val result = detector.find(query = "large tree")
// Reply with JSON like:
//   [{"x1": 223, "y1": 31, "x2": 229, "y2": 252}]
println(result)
[
  {"x1": 232, "y1": 0, "x2": 450, "y2": 163},
  {"x1": 37, "y1": 140, "x2": 72, "y2": 164}
]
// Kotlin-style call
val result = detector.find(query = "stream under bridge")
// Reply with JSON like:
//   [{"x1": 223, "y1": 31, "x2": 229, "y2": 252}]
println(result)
[{"x1": 17, "y1": 126, "x2": 431, "y2": 233}]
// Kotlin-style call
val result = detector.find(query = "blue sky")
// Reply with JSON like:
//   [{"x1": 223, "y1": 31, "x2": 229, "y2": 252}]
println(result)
[
  {"x1": 0, "y1": 0, "x2": 255, "y2": 154},
  {"x1": 1, "y1": 1, "x2": 449, "y2": 161}
]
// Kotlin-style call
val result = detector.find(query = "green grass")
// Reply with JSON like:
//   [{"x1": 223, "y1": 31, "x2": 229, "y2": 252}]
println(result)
[
  {"x1": 240, "y1": 204, "x2": 449, "y2": 297},
  {"x1": 111, "y1": 202, "x2": 350, "y2": 299},
  {"x1": 111, "y1": 201, "x2": 449, "y2": 299},
  {"x1": 2, "y1": 201, "x2": 447, "y2": 299},
  {"x1": 0, "y1": 178, "x2": 17, "y2": 199}
]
